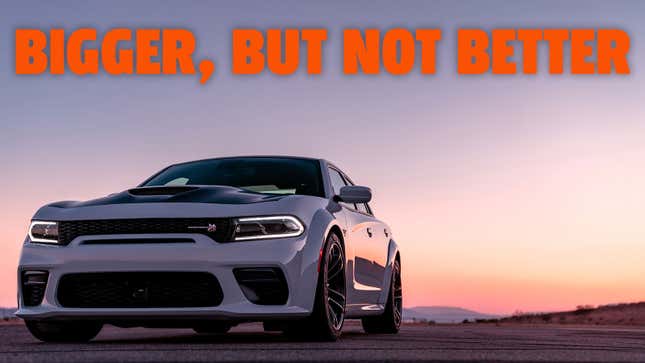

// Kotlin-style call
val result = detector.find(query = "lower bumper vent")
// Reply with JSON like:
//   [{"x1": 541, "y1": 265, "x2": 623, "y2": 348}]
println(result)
[
  {"x1": 57, "y1": 272, "x2": 223, "y2": 308},
  {"x1": 21, "y1": 271, "x2": 49, "y2": 307},
  {"x1": 233, "y1": 268, "x2": 288, "y2": 305}
]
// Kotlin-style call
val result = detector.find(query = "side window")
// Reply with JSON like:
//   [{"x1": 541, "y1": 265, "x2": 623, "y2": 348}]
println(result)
[
  {"x1": 356, "y1": 203, "x2": 369, "y2": 214},
  {"x1": 328, "y1": 168, "x2": 348, "y2": 195},
  {"x1": 356, "y1": 203, "x2": 367, "y2": 213}
]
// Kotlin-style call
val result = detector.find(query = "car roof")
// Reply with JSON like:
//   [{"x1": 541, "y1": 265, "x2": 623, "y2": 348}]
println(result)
[{"x1": 168, "y1": 155, "x2": 326, "y2": 167}]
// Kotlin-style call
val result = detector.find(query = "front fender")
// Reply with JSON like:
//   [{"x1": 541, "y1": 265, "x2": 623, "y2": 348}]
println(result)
[{"x1": 290, "y1": 207, "x2": 344, "y2": 312}]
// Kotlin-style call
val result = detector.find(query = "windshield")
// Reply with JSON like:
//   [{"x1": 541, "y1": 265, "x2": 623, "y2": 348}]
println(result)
[{"x1": 142, "y1": 157, "x2": 324, "y2": 197}]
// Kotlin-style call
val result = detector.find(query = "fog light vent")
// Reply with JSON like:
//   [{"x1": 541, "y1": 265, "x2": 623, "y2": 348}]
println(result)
[
  {"x1": 21, "y1": 271, "x2": 48, "y2": 307},
  {"x1": 233, "y1": 267, "x2": 288, "y2": 305}
]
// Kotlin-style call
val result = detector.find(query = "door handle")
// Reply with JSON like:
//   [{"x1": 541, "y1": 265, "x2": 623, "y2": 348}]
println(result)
[{"x1": 366, "y1": 228, "x2": 373, "y2": 238}]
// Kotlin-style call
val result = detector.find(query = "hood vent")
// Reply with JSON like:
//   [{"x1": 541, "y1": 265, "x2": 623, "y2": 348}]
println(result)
[{"x1": 127, "y1": 186, "x2": 198, "y2": 196}]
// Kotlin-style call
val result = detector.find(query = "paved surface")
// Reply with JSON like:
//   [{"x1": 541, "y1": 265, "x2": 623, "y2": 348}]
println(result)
[{"x1": 1, "y1": 322, "x2": 645, "y2": 362}]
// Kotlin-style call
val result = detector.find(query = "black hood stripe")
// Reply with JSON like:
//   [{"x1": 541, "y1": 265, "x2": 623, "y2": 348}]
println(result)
[{"x1": 49, "y1": 185, "x2": 285, "y2": 208}]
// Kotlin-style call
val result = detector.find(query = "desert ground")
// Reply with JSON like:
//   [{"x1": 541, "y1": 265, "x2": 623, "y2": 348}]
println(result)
[{"x1": 2, "y1": 321, "x2": 645, "y2": 362}]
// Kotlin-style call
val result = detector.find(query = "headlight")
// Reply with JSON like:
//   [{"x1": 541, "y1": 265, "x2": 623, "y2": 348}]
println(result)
[
  {"x1": 29, "y1": 221, "x2": 59, "y2": 244},
  {"x1": 233, "y1": 216, "x2": 304, "y2": 241}
]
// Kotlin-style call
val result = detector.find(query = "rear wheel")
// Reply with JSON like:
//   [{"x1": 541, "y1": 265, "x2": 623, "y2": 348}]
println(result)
[
  {"x1": 285, "y1": 232, "x2": 346, "y2": 341},
  {"x1": 362, "y1": 257, "x2": 402, "y2": 334},
  {"x1": 25, "y1": 320, "x2": 102, "y2": 342}
]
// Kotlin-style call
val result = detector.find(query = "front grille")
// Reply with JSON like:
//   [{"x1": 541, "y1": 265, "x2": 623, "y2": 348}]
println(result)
[
  {"x1": 81, "y1": 237, "x2": 195, "y2": 245},
  {"x1": 233, "y1": 268, "x2": 289, "y2": 305},
  {"x1": 57, "y1": 218, "x2": 233, "y2": 245},
  {"x1": 57, "y1": 272, "x2": 223, "y2": 308},
  {"x1": 21, "y1": 271, "x2": 49, "y2": 307}
]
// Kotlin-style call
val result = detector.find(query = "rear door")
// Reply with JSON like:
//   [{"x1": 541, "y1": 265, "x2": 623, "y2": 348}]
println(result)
[{"x1": 347, "y1": 200, "x2": 388, "y2": 293}]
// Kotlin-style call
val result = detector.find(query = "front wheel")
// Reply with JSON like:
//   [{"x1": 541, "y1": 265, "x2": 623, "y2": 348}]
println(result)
[
  {"x1": 285, "y1": 232, "x2": 346, "y2": 341},
  {"x1": 362, "y1": 257, "x2": 402, "y2": 334},
  {"x1": 25, "y1": 320, "x2": 103, "y2": 342}
]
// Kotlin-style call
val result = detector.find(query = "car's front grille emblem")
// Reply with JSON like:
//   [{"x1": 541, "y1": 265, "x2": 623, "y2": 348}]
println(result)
[{"x1": 187, "y1": 224, "x2": 217, "y2": 232}]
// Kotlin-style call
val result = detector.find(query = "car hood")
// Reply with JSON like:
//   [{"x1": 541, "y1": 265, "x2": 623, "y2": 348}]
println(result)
[
  {"x1": 33, "y1": 186, "x2": 327, "y2": 221},
  {"x1": 48, "y1": 186, "x2": 285, "y2": 208}
]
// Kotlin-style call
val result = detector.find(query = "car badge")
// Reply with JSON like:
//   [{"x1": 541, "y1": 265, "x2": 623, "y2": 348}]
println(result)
[{"x1": 188, "y1": 223, "x2": 217, "y2": 232}]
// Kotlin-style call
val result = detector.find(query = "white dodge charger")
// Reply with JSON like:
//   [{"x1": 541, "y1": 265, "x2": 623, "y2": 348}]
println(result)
[{"x1": 17, "y1": 156, "x2": 402, "y2": 342}]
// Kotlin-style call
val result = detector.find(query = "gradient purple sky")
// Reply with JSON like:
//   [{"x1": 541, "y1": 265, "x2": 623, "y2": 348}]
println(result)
[{"x1": 1, "y1": 1, "x2": 644, "y2": 314}]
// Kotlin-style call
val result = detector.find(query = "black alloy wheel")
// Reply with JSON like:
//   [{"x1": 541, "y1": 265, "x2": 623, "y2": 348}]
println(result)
[
  {"x1": 391, "y1": 259, "x2": 403, "y2": 327},
  {"x1": 284, "y1": 232, "x2": 346, "y2": 341},
  {"x1": 361, "y1": 257, "x2": 402, "y2": 334},
  {"x1": 325, "y1": 236, "x2": 346, "y2": 332}
]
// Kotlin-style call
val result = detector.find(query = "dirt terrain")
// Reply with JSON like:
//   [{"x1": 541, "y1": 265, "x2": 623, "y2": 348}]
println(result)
[{"x1": 498, "y1": 302, "x2": 645, "y2": 326}]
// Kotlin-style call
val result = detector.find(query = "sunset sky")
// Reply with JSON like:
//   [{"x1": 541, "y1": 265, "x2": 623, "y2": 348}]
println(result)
[{"x1": 1, "y1": 1, "x2": 644, "y2": 314}]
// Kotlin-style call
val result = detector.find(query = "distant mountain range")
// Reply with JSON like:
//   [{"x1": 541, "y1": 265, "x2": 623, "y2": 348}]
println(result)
[{"x1": 403, "y1": 306, "x2": 502, "y2": 323}]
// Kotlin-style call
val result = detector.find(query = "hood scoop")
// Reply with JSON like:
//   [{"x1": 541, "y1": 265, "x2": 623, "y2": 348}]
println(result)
[{"x1": 128, "y1": 186, "x2": 198, "y2": 196}]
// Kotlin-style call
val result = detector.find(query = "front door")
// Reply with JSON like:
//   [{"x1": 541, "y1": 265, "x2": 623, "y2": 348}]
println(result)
[{"x1": 328, "y1": 167, "x2": 388, "y2": 305}]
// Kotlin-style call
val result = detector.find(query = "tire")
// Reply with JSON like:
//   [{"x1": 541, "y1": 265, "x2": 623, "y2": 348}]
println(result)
[
  {"x1": 285, "y1": 232, "x2": 346, "y2": 341},
  {"x1": 362, "y1": 257, "x2": 402, "y2": 334},
  {"x1": 193, "y1": 323, "x2": 232, "y2": 334},
  {"x1": 25, "y1": 320, "x2": 102, "y2": 342}
]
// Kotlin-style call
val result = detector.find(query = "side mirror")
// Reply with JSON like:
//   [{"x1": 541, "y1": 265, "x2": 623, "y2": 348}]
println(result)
[{"x1": 337, "y1": 185, "x2": 372, "y2": 204}]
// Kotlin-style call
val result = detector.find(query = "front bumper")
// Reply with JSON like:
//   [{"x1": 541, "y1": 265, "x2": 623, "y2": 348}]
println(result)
[{"x1": 16, "y1": 233, "x2": 318, "y2": 321}]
